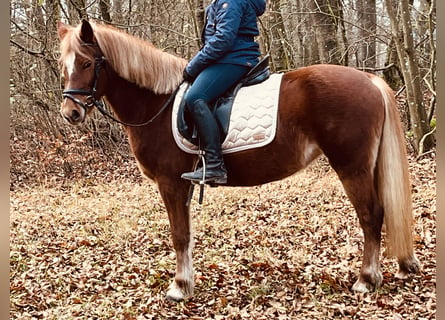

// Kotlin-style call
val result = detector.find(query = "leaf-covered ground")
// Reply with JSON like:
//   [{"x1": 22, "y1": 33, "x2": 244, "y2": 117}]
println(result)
[{"x1": 10, "y1": 154, "x2": 436, "y2": 319}]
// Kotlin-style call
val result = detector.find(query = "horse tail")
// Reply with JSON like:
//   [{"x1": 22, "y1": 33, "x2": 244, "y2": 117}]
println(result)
[{"x1": 370, "y1": 75, "x2": 414, "y2": 260}]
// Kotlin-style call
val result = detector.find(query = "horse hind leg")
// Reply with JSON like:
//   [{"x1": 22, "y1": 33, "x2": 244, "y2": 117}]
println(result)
[{"x1": 336, "y1": 170, "x2": 384, "y2": 292}]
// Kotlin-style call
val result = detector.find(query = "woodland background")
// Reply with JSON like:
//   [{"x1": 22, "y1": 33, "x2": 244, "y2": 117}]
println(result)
[
  {"x1": 10, "y1": 0, "x2": 436, "y2": 319},
  {"x1": 10, "y1": 0, "x2": 436, "y2": 187}
]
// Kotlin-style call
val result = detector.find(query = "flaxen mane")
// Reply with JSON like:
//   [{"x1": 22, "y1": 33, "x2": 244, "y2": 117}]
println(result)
[{"x1": 60, "y1": 21, "x2": 187, "y2": 94}]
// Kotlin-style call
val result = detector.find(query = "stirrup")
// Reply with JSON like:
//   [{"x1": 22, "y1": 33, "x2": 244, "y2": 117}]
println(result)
[
  {"x1": 181, "y1": 151, "x2": 227, "y2": 185},
  {"x1": 185, "y1": 152, "x2": 207, "y2": 205},
  {"x1": 184, "y1": 151, "x2": 227, "y2": 206}
]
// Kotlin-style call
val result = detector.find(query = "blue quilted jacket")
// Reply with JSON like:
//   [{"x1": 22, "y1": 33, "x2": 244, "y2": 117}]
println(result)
[{"x1": 185, "y1": 0, "x2": 266, "y2": 78}]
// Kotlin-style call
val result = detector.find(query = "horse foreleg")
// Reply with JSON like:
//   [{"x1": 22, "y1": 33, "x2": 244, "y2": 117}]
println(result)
[
  {"x1": 339, "y1": 172, "x2": 384, "y2": 292},
  {"x1": 157, "y1": 179, "x2": 194, "y2": 302}
]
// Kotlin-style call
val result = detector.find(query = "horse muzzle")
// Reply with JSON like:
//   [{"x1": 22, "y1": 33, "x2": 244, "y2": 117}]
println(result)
[
  {"x1": 60, "y1": 103, "x2": 86, "y2": 125},
  {"x1": 61, "y1": 90, "x2": 96, "y2": 124},
  {"x1": 60, "y1": 96, "x2": 89, "y2": 125}
]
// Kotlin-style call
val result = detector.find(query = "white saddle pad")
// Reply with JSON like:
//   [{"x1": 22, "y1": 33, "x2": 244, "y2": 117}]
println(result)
[{"x1": 172, "y1": 73, "x2": 283, "y2": 154}]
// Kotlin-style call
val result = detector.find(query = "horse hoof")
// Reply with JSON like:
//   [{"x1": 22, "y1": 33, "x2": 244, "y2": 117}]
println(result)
[
  {"x1": 352, "y1": 270, "x2": 382, "y2": 293},
  {"x1": 166, "y1": 287, "x2": 185, "y2": 302},
  {"x1": 166, "y1": 280, "x2": 194, "y2": 302},
  {"x1": 397, "y1": 255, "x2": 421, "y2": 279},
  {"x1": 351, "y1": 280, "x2": 372, "y2": 293}
]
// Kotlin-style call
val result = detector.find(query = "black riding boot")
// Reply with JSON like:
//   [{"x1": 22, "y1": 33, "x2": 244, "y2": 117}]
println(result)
[{"x1": 181, "y1": 99, "x2": 227, "y2": 184}]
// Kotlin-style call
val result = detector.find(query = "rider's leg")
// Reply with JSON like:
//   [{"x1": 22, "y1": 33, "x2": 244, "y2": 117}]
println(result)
[{"x1": 181, "y1": 63, "x2": 250, "y2": 183}]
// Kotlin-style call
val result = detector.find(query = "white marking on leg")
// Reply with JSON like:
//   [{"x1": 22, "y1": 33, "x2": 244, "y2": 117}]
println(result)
[
  {"x1": 179, "y1": 235, "x2": 194, "y2": 293},
  {"x1": 352, "y1": 251, "x2": 382, "y2": 292},
  {"x1": 182, "y1": 248, "x2": 193, "y2": 281},
  {"x1": 366, "y1": 250, "x2": 380, "y2": 277},
  {"x1": 167, "y1": 229, "x2": 195, "y2": 301}
]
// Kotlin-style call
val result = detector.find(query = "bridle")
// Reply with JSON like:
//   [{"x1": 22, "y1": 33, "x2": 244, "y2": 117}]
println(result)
[
  {"x1": 62, "y1": 43, "x2": 104, "y2": 113},
  {"x1": 62, "y1": 42, "x2": 181, "y2": 127}
]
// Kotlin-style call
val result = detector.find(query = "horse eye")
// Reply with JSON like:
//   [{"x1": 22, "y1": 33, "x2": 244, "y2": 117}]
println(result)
[
  {"x1": 60, "y1": 73, "x2": 66, "y2": 89},
  {"x1": 83, "y1": 61, "x2": 92, "y2": 69}
]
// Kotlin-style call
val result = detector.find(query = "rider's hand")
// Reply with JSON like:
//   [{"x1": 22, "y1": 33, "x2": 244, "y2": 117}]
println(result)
[{"x1": 183, "y1": 69, "x2": 195, "y2": 83}]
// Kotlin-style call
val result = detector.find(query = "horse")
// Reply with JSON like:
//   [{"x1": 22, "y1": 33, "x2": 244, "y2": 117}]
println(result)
[{"x1": 56, "y1": 19, "x2": 420, "y2": 302}]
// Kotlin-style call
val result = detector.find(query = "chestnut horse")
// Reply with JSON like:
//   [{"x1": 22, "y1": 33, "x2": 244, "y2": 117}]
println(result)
[{"x1": 56, "y1": 20, "x2": 419, "y2": 301}]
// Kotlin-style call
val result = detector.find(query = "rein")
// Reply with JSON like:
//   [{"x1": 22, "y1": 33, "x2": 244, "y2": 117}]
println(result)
[
  {"x1": 62, "y1": 42, "x2": 182, "y2": 127},
  {"x1": 92, "y1": 84, "x2": 181, "y2": 127}
]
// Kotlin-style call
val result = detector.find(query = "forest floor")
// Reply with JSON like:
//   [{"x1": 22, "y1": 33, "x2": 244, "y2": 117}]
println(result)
[{"x1": 10, "y1": 152, "x2": 436, "y2": 319}]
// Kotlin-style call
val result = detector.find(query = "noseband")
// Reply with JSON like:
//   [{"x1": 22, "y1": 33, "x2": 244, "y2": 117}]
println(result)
[{"x1": 62, "y1": 42, "x2": 180, "y2": 127}]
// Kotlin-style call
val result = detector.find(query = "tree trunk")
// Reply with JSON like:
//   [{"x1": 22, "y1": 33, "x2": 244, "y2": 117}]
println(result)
[
  {"x1": 112, "y1": 0, "x2": 123, "y2": 24},
  {"x1": 99, "y1": 0, "x2": 112, "y2": 23},
  {"x1": 186, "y1": 0, "x2": 205, "y2": 48},
  {"x1": 357, "y1": 0, "x2": 376, "y2": 68},
  {"x1": 309, "y1": 0, "x2": 343, "y2": 65},
  {"x1": 268, "y1": 0, "x2": 293, "y2": 71},
  {"x1": 195, "y1": 0, "x2": 205, "y2": 37},
  {"x1": 384, "y1": 0, "x2": 435, "y2": 153},
  {"x1": 67, "y1": 0, "x2": 87, "y2": 22},
  {"x1": 383, "y1": 38, "x2": 404, "y2": 90}
]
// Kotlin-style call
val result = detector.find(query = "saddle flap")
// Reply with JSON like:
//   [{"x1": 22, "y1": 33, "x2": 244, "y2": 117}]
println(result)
[{"x1": 177, "y1": 84, "x2": 200, "y2": 145}]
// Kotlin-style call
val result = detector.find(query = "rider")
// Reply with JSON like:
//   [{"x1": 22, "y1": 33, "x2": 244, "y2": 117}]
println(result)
[{"x1": 181, "y1": 0, "x2": 266, "y2": 184}]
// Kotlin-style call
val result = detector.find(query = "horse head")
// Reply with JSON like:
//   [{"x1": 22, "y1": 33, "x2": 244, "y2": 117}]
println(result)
[{"x1": 57, "y1": 20, "x2": 107, "y2": 125}]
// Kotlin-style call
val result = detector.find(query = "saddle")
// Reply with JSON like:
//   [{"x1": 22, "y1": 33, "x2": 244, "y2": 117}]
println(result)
[{"x1": 177, "y1": 55, "x2": 271, "y2": 146}]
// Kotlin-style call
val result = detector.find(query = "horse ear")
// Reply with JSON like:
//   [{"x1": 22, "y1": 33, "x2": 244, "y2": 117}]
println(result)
[
  {"x1": 80, "y1": 19, "x2": 95, "y2": 44},
  {"x1": 57, "y1": 21, "x2": 69, "y2": 40}
]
